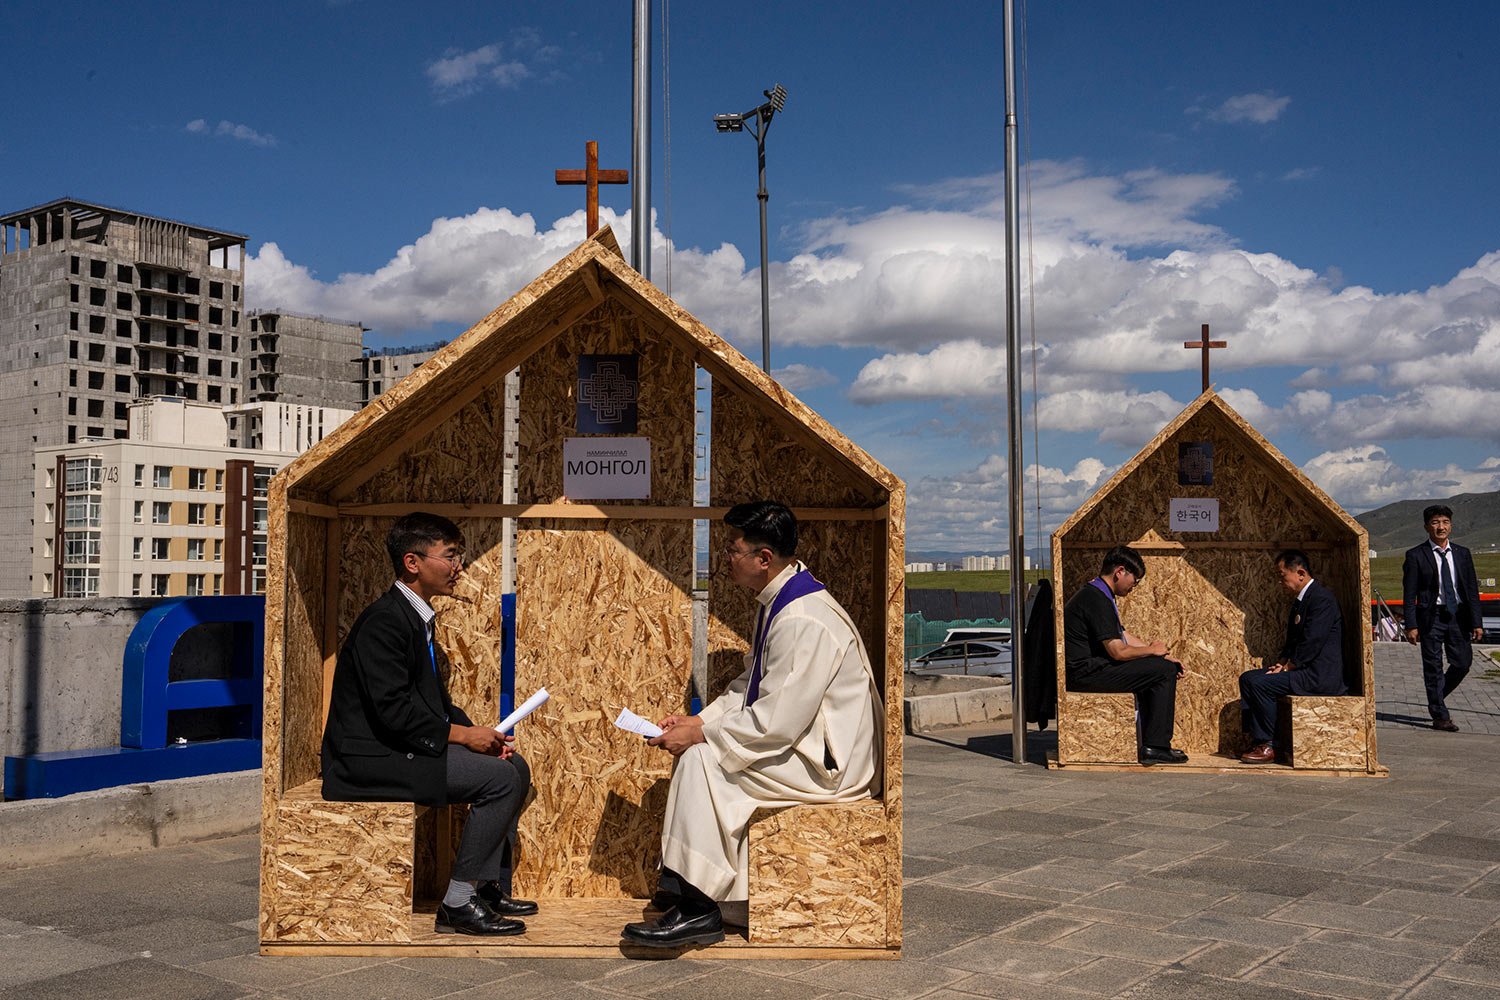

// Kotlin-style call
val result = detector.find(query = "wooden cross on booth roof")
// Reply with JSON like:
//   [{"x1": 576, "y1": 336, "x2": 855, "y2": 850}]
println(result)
[
  {"x1": 555, "y1": 141, "x2": 628, "y2": 237},
  {"x1": 1184, "y1": 323, "x2": 1227, "y2": 393}
]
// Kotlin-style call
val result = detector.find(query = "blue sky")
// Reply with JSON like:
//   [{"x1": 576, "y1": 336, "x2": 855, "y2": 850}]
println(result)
[{"x1": 5, "y1": 1, "x2": 1499, "y2": 554}]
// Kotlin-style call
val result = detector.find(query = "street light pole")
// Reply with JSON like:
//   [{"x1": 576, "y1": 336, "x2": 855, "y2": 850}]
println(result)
[{"x1": 714, "y1": 84, "x2": 786, "y2": 374}]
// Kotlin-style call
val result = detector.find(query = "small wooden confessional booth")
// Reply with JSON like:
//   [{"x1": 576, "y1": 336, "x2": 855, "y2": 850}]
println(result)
[
  {"x1": 258, "y1": 230, "x2": 905, "y2": 957},
  {"x1": 1051, "y1": 391, "x2": 1384, "y2": 776}
]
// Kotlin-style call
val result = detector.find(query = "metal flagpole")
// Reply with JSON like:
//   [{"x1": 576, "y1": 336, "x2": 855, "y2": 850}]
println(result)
[
  {"x1": 1003, "y1": 0, "x2": 1027, "y2": 764},
  {"x1": 631, "y1": 0, "x2": 652, "y2": 279}
]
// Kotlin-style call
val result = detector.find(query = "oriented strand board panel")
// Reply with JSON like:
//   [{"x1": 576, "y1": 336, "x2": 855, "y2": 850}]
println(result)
[
  {"x1": 1058, "y1": 693, "x2": 1138, "y2": 763},
  {"x1": 1283, "y1": 696, "x2": 1368, "y2": 770},
  {"x1": 748, "y1": 802, "x2": 888, "y2": 946},
  {"x1": 282, "y1": 510, "x2": 331, "y2": 791},
  {"x1": 1062, "y1": 403, "x2": 1350, "y2": 548},
  {"x1": 266, "y1": 791, "x2": 414, "y2": 943},
  {"x1": 512, "y1": 299, "x2": 695, "y2": 898},
  {"x1": 343, "y1": 375, "x2": 512, "y2": 507}
]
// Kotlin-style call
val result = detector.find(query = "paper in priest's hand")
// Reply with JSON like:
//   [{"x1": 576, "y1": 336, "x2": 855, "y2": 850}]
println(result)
[{"x1": 613, "y1": 707, "x2": 664, "y2": 739}]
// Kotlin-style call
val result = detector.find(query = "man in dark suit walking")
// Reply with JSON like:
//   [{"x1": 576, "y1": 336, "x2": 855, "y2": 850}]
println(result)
[
  {"x1": 322, "y1": 512, "x2": 535, "y2": 935},
  {"x1": 1403, "y1": 504, "x2": 1483, "y2": 732},
  {"x1": 1239, "y1": 550, "x2": 1348, "y2": 763}
]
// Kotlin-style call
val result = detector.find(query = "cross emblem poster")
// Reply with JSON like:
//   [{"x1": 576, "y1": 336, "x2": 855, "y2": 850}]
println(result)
[{"x1": 577, "y1": 354, "x2": 639, "y2": 433}]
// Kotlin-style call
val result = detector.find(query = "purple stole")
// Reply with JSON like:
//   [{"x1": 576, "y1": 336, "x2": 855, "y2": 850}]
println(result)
[
  {"x1": 1089, "y1": 577, "x2": 1123, "y2": 637},
  {"x1": 746, "y1": 568, "x2": 827, "y2": 707}
]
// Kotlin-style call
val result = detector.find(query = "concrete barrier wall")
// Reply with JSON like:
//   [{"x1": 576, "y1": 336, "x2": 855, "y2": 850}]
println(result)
[{"x1": 0, "y1": 597, "x2": 241, "y2": 796}]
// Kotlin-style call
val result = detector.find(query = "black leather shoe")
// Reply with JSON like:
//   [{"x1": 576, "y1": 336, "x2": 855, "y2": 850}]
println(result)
[
  {"x1": 1140, "y1": 746, "x2": 1189, "y2": 765},
  {"x1": 435, "y1": 897, "x2": 526, "y2": 936},
  {"x1": 1434, "y1": 718, "x2": 1460, "y2": 732},
  {"x1": 477, "y1": 883, "x2": 539, "y2": 916},
  {"x1": 622, "y1": 905, "x2": 725, "y2": 948}
]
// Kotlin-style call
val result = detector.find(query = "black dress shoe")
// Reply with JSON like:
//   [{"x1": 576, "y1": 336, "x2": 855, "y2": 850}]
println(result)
[
  {"x1": 435, "y1": 897, "x2": 526, "y2": 936},
  {"x1": 622, "y1": 905, "x2": 724, "y2": 948},
  {"x1": 1140, "y1": 746, "x2": 1189, "y2": 765},
  {"x1": 477, "y1": 883, "x2": 539, "y2": 916}
]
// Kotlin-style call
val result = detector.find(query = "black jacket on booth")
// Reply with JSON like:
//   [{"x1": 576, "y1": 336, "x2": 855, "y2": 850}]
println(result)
[{"x1": 321, "y1": 585, "x2": 471, "y2": 805}]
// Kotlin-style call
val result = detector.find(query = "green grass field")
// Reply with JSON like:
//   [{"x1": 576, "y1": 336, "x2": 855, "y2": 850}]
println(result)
[{"x1": 908, "y1": 552, "x2": 1500, "y2": 606}]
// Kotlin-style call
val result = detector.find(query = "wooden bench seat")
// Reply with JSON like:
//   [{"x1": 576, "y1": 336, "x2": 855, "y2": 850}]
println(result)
[
  {"x1": 1057, "y1": 692, "x2": 1137, "y2": 763},
  {"x1": 1276, "y1": 695, "x2": 1370, "y2": 770}
]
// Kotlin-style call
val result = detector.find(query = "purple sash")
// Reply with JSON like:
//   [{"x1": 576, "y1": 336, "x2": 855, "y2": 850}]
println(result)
[
  {"x1": 1089, "y1": 577, "x2": 1123, "y2": 636},
  {"x1": 746, "y1": 568, "x2": 827, "y2": 707}
]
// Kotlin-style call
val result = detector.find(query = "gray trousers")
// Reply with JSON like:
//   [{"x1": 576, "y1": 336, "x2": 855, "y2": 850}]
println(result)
[{"x1": 445, "y1": 747, "x2": 531, "y2": 889}]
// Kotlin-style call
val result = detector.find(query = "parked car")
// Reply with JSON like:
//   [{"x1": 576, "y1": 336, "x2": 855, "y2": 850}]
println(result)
[
  {"x1": 1483, "y1": 616, "x2": 1500, "y2": 644},
  {"x1": 911, "y1": 640, "x2": 1012, "y2": 677}
]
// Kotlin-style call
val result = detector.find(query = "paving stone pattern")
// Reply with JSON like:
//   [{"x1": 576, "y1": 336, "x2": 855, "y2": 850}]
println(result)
[{"x1": 5, "y1": 644, "x2": 1500, "y2": 998}]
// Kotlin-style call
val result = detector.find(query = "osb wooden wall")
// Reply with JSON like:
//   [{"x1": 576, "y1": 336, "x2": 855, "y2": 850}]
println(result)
[
  {"x1": 281, "y1": 510, "x2": 331, "y2": 792},
  {"x1": 707, "y1": 383, "x2": 883, "y2": 701},
  {"x1": 513, "y1": 298, "x2": 696, "y2": 898},
  {"x1": 1054, "y1": 405, "x2": 1369, "y2": 760}
]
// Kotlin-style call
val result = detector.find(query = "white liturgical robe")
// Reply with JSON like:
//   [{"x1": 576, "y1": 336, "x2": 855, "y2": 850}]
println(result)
[{"x1": 661, "y1": 561, "x2": 884, "y2": 901}]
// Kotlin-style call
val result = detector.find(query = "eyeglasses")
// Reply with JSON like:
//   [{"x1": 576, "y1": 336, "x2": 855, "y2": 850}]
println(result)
[
  {"x1": 414, "y1": 550, "x2": 465, "y2": 569},
  {"x1": 723, "y1": 542, "x2": 764, "y2": 561}
]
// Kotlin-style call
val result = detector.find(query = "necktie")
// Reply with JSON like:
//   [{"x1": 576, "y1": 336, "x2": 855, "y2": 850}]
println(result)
[
  {"x1": 428, "y1": 633, "x2": 439, "y2": 676},
  {"x1": 1439, "y1": 550, "x2": 1460, "y2": 609},
  {"x1": 746, "y1": 605, "x2": 767, "y2": 707}
]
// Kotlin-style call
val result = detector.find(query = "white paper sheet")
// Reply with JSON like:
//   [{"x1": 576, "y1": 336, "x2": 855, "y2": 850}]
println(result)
[
  {"x1": 494, "y1": 687, "x2": 549, "y2": 734},
  {"x1": 613, "y1": 707, "x2": 664, "y2": 739}
]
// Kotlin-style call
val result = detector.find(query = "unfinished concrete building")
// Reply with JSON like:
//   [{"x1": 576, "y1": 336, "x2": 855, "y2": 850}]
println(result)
[
  {"x1": 246, "y1": 311, "x2": 364, "y2": 410},
  {"x1": 0, "y1": 198, "x2": 248, "y2": 598},
  {"x1": 358, "y1": 342, "x2": 443, "y2": 404}
]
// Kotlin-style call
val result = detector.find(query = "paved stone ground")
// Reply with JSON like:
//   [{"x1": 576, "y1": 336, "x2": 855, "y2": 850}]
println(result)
[{"x1": 7, "y1": 644, "x2": 1500, "y2": 999}]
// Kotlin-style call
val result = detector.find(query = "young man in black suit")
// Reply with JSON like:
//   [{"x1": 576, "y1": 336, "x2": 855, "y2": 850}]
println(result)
[
  {"x1": 1063, "y1": 545, "x2": 1188, "y2": 765},
  {"x1": 1238, "y1": 550, "x2": 1348, "y2": 764},
  {"x1": 1403, "y1": 504, "x2": 1483, "y2": 731},
  {"x1": 321, "y1": 512, "x2": 535, "y2": 935}
]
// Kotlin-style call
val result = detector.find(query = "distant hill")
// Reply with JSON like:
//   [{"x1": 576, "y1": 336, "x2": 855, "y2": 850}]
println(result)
[{"x1": 1356, "y1": 491, "x2": 1500, "y2": 556}]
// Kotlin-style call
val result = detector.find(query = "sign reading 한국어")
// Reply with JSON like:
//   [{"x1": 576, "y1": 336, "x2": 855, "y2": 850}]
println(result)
[
  {"x1": 563, "y1": 437, "x2": 651, "y2": 500},
  {"x1": 1169, "y1": 498, "x2": 1220, "y2": 532}
]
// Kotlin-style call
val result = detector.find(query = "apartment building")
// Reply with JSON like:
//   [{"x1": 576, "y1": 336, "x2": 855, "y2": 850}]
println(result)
[
  {"x1": 0, "y1": 198, "x2": 248, "y2": 597},
  {"x1": 31, "y1": 397, "x2": 353, "y2": 599},
  {"x1": 247, "y1": 311, "x2": 364, "y2": 409},
  {"x1": 358, "y1": 342, "x2": 443, "y2": 404}
]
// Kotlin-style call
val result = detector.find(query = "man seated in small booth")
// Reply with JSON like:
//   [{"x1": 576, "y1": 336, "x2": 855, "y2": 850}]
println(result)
[
  {"x1": 1063, "y1": 544, "x2": 1189, "y2": 765},
  {"x1": 321, "y1": 512, "x2": 536, "y2": 936},
  {"x1": 1237, "y1": 549, "x2": 1348, "y2": 764},
  {"x1": 623, "y1": 500, "x2": 885, "y2": 949}
]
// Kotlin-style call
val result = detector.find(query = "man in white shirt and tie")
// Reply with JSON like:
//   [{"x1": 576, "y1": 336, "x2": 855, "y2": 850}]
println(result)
[
  {"x1": 1402, "y1": 504, "x2": 1484, "y2": 731},
  {"x1": 622, "y1": 500, "x2": 884, "y2": 948}
]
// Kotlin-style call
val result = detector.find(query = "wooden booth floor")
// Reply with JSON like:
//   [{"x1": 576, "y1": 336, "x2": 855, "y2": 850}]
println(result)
[
  {"x1": 1046, "y1": 751, "x2": 1388, "y2": 778},
  {"x1": 260, "y1": 897, "x2": 899, "y2": 960}
]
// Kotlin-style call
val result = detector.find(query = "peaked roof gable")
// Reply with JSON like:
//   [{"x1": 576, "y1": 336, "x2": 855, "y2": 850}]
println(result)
[
  {"x1": 1055, "y1": 390, "x2": 1364, "y2": 542},
  {"x1": 278, "y1": 228, "x2": 899, "y2": 501}
]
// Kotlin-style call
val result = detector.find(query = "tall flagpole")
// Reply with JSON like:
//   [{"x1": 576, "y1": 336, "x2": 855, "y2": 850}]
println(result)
[
  {"x1": 631, "y1": 0, "x2": 652, "y2": 278},
  {"x1": 1003, "y1": 0, "x2": 1027, "y2": 763}
]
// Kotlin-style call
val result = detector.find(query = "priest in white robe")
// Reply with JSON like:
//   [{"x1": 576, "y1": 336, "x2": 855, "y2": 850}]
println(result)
[{"x1": 622, "y1": 500, "x2": 884, "y2": 948}]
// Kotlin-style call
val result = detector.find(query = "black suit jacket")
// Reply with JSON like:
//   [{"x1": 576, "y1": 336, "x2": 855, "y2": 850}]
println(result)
[
  {"x1": 1402, "y1": 540, "x2": 1481, "y2": 633},
  {"x1": 321, "y1": 585, "x2": 472, "y2": 805},
  {"x1": 1280, "y1": 579, "x2": 1347, "y2": 697}
]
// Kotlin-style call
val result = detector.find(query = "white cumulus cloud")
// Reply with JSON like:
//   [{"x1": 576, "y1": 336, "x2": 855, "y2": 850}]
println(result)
[
  {"x1": 185, "y1": 118, "x2": 276, "y2": 147},
  {"x1": 1206, "y1": 91, "x2": 1291, "y2": 124}
]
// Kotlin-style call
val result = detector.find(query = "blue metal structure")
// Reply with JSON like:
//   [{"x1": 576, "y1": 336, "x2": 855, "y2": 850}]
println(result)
[{"x1": 4, "y1": 596, "x2": 265, "y2": 799}]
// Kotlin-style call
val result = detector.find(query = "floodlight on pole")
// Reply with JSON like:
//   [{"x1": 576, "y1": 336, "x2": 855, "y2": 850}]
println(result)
[{"x1": 712, "y1": 83, "x2": 787, "y2": 373}]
